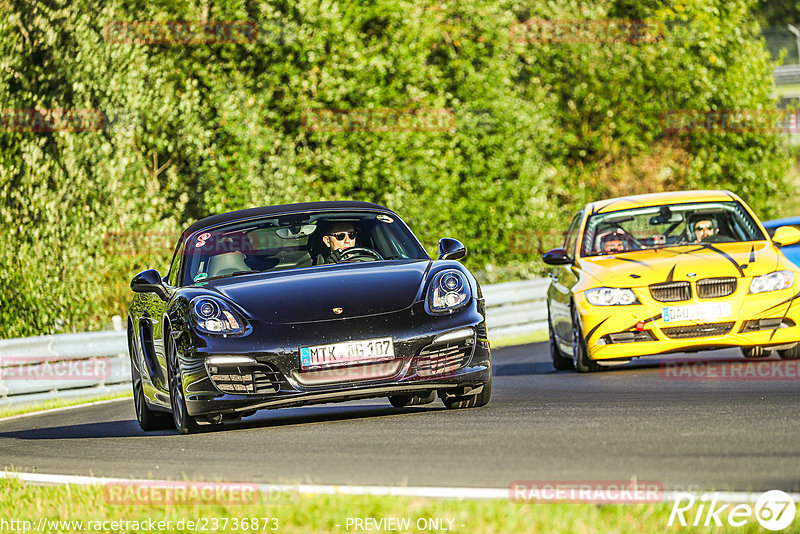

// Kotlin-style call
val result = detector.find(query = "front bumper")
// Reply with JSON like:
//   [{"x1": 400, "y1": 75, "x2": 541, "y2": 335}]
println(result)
[
  {"x1": 576, "y1": 284, "x2": 800, "y2": 361},
  {"x1": 174, "y1": 302, "x2": 491, "y2": 417}
]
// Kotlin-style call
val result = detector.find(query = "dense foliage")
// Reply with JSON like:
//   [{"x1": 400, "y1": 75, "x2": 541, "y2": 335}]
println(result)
[{"x1": 0, "y1": 0, "x2": 792, "y2": 337}]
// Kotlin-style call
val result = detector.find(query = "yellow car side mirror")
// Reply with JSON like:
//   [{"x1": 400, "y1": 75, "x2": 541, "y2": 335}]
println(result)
[{"x1": 772, "y1": 225, "x2": 800, "y2": 247}]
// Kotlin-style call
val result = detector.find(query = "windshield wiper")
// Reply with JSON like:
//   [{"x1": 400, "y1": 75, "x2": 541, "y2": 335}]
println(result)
[
  {"x1": 230, "y1": 269, "x2": 260, "y2": 276},
  {"x1": 203, "y1": 269, "x2": 261, "y2": 282}
]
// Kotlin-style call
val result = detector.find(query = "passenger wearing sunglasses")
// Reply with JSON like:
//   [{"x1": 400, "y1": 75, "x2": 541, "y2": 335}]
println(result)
[
  {"x1": 322, "y1": 222, "x2": 358, "y2": 263},
  {"x1": 692, "y1": 218, "x2": 717, "y2": 242}
]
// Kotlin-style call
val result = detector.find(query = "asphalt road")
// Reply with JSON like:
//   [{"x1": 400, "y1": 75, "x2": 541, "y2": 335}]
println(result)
[{"x1": 2, "y1": 343, "x2": 799, "y2": 492}]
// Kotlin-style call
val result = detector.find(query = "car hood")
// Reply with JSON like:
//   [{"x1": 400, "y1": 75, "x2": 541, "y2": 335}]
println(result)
[
  {"x1": 577, "y1": 241, "x2": 780, "y2": 287},
  {"x1": 208, "y1": 260, "x2": 431, "y2": 324}
]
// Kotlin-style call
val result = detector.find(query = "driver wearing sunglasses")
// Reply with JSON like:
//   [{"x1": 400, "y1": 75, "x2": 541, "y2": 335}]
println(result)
[
  {"x1": 322, "y1": 221, "x2": 357, "y2": 262},
  {"x1": 693, "y1": 218, "x2": 717, "y2": 242}
]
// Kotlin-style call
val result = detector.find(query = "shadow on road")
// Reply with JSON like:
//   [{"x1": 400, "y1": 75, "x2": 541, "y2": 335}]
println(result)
[
  {"x1": 0, "y1": 403, "x2": 446, "y2": 439},
  {"x1": 491, "y1": 341, "x2": 774, "y2": 376},
  {"x1": 0, "y1": 419, "x2": 153, "y2": 440}
]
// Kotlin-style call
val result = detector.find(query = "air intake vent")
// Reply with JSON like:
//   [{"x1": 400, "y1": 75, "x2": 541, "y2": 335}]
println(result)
[
  {"x1": 649, "y1": 281, "x2": 692, "y2": 302},
  {"x1": 207, "y1": 363, "x2": 282, "y2": 395},
  {"x1": 740, "y1": 318, "x2": 796, "y2": 333},
  {"x1": 697, "y1": 277, "x2": 737, "y2": 299},
  {"x1": 662, "y1": 322, "x2": 735, "y2": 339},
  {"x1": 603, "y1": 330, "x2": 656, "y2": 344},
  {"x1": 415, "y1": 343, "x2": 473, "y2": 377}
]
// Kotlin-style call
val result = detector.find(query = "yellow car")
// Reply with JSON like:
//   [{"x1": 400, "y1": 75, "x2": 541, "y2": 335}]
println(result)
[{"x1": 544, "y1": 190, "x2": 800, "y2": 372}]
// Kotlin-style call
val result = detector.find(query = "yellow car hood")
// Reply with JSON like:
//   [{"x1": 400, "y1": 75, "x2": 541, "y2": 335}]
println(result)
[{"x1": 577, "y1": 241, "x2": 779, "y2": 288}]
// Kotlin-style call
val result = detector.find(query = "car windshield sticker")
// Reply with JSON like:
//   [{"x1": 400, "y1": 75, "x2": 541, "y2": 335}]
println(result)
[
  {"x1": 194, "y1": 272, "x2": 208, "y2": 282},
  {"x1": 377, "y1": 215, "x2": 393, "y2": 223},
  {"x1": 196, "y1": 232, "x2": 211, "y2": 247}
]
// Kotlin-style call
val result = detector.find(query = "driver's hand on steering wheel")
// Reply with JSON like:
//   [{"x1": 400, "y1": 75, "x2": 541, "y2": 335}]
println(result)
[{"x1": 331, "y1": 246, "x2": 384, "y2": 263}]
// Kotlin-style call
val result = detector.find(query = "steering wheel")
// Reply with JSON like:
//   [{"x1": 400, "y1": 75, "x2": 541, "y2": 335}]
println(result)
[
  {"x1": 612, "y1": 227, "x2": 643, "y2": 250},
  {"x1": 700, "y1": 234, "x2": 735, "y2": 244},
  {"x1": 337, "y1": 247, "x2": 384, "y2": 263}
]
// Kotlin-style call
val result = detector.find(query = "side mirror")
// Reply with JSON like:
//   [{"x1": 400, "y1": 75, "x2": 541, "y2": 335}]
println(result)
[
  {"x1": 438, "y1": 238, "x2": 467, "y2": 261},
  {"x1": 772, "y1": 226, "x2": 800, "y2": 248},
  {"x1": 543, "y1": 248, "x2": 572, "y2": 265},
  {"x1": 131, "y1": 269, "x2": 170, "y2": 301}
]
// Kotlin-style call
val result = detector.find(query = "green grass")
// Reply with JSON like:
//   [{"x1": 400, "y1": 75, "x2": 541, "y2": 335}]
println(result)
[
  {"x1": 491, "y1": 328, "x2": 548, "y2": 348},
  {"x1": 0, "y1": 392, "x2": 131, "y2": 420},
  {"x1": 0, "y1": 478, "x2": 773, "y2": 533},
  {"x1": 775, "y1": 83, "x2": 800, "y2": 98}
]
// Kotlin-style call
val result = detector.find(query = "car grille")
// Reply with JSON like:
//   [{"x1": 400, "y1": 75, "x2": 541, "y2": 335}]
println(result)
[
  {"x1": 661, "y1": 322, "x2": 735, "y2": 339},
  {"x1": 415, "y1": 342, "x2": 474, "y2": 377},
  {"x1": 206, "y1": 363, "x2": 282, "y2": 395},
  {"x1": 649, "y1": 281, "x2": 692, "y2": 302},
  {"x1": 740, "y1": 318, "x2": 796, "y2": 333},
  {"x1": 602, "y1": 330, "x2": 656, "y2": 344},
  {"x1": 697, "y1": 277, "x2": 737, "y2": 298}
]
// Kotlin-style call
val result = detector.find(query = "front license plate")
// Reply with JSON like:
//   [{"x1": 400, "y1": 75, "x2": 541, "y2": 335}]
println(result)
[
  {"x1": 662, "y1": 302, "x2": 732, "y2": 322},
  {"x1": 299, "y1": 337, "x2": 395, "y2": 369}
]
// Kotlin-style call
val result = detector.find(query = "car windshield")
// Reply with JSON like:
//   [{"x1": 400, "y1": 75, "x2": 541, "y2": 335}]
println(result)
[
  {"x1": 181, "y1": 211, "x2": 429, "y2": 285},
  {"x1": 580, "y1": 201, "x2": 766, "y2": 257}
]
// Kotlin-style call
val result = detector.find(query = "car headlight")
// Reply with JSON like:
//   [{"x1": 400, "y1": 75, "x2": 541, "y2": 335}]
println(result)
[
  {"x1": 585, "y1": 287, "x2": 640, "y2": 306},
  {"x1": 191, "y1": 297, "x2": 246, "y2": 335},
  {"x1": 427, "y1": 269, "x2": 471, "y2": 314},
  {"x1": 749, "y1": 271, "x2": 795, "y2": 294}
]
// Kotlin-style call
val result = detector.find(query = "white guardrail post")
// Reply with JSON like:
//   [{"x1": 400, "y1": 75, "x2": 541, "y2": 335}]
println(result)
[{"x1": 0, "y1": 279, "x2": 550, "y2": 409}]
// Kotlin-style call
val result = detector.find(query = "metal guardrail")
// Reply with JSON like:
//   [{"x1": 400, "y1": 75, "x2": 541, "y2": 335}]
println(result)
[
  {"x1": 775, "y1": 65, "x2": 800, "y2": 86},
  {"x1": 482, "y1": 278, "x2": 549, "y2": 338},
  {"x1": 0, "y1": 331, "x2": 131, "y2": 408},
  {"x1": 0, "y1": 278, "x2": 549, "y2": 409}
]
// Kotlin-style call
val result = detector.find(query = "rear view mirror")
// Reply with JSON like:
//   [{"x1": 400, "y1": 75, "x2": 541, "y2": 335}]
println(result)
[{"x1": 276, "y1": 224, "x2": 317, "y2": 239}]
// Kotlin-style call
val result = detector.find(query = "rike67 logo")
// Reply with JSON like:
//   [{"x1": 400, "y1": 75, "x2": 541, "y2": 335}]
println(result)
[{"x1": 669, "y1": 490, "x2": 796, "y2": 531}]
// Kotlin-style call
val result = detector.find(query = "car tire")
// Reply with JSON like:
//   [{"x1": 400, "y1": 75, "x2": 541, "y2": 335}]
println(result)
[
  {"x1": 572, "y1": 305, "x2": 600, "y2": 373},
  {"x1": 549, "y1": 313, "x2": 574, "y2": 371},
  {"x1": 741, "y1": 346, "x2": 769, "y2": 359},
  {"x1": 129, "y1": 327, "x2": 172, "y2": 431},
  {"x1": 166, "y1": 330, "x2": 199, "y2": 435},
  {"x1": 439, "y1": 377, "x2": 492, "y2": 410},
  {"x1": 778, "y1": 344, "x2": 800, "y2": 359}
]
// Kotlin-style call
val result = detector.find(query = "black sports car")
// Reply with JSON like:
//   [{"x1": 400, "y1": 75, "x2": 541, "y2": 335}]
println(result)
[{"x1": 127, "y1": 201, "x2": 492, "y2": 433}]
